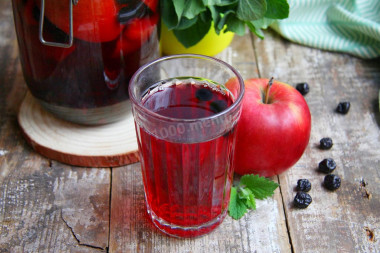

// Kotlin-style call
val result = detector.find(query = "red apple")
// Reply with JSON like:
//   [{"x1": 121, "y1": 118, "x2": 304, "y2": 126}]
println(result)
[{"x1": 230, "y1": 78, "x2": 311, "y2": 177}]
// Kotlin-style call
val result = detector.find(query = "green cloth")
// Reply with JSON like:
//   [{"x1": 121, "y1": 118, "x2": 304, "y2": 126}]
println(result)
[{"x1": 270, "y1": 0, "x2": 380, "y2": 59}]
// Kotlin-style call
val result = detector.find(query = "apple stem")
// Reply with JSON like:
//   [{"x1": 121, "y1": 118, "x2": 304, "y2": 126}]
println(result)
[{"x1": 264, "y1": 77, "x2": 274, "y2": 104}]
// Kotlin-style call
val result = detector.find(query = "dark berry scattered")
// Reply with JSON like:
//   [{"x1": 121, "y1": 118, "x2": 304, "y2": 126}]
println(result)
[
  {"x1": 297, "y1": 179, "x2": 312, "y2": 192},
  {"x1": 295, "y1": 82, "x2": 310, "y2": 95},
  {"x1": 324, "y1": 174, "x2": 341, "y2": 190},
  {"x1": 336, "y1": 101, "x2": 350, "y2": 114},
  {"x1": 294, "y1": 192, "x2": 312, "y2": 209},
  {"x1": 210, "y1": 100, "x2": 228, "y2": 113},
  {"x1": 319, "y1": 137, "x2": 333, "y2": 150},
  {"x1": 319, "y1": 158, "x2": 336, "y2": 174},
  {"x1": 196, "y1": 88, "x2": 213, "y2": 101}
]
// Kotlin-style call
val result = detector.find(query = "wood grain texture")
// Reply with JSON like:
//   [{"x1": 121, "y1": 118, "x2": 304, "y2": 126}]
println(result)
[
  {"x1": 0, "y1": 2, "x2": 111, "y2": 252},
  {"x1": 0, "y1": 149, "x2": 111, "y2": 253},
  {"x1": 109, "y1": 34, "x2": 291, "y2": 253},
  {"x1": 1, "y1": 83, "x2": 112, "y2": 252},
  {"x1": 253, "y1": 30, "x2": 380, "y2": 253}
]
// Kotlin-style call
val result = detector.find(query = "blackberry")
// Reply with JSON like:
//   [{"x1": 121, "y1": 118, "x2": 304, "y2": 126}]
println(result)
[
  {"x1": 297, "y1": 179, "x2": 311, "y2": 192},
  {"x1": 318, "y1": 158, "x2": 336, "y2": 174},
  {"x1": 319, "y1": 137, "x2": 333, "y2": 150},
  {"x1": 336, "y1": 102, "x2": 350, "y2": 114},
  {"x1": 324, "y1": 174, "x2": 341, "y2": 190},
  {"x1": 196, "y1": 88, "x2": 213, "y2": 101},
  {"x1": 294, "y1": 192, "x2": 312, "y2": 209},
  {"x1": 210, "y1": 100, "x2": 228, "y2": 113},
  {"x1": 295, "y1": 82, "x2": 310, "y2": 96}
]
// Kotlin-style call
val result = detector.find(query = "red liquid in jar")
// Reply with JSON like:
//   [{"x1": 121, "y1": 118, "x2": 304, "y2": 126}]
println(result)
[
  {"x1": 12, "y1": 0, "x2": 159, "y2": 110},
  {"x1": 136, "y1": 79, "x2": 236, "y2": 237}
]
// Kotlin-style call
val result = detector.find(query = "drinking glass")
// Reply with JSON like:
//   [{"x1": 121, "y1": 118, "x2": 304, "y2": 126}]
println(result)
[{"x1": 129, "y1": 54, "x2": 245, "y2": 237}]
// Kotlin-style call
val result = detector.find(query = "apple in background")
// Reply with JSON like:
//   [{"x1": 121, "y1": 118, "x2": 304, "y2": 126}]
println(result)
[{"x1": 229, "y1": 78, "x2": 311, "y2": 177}]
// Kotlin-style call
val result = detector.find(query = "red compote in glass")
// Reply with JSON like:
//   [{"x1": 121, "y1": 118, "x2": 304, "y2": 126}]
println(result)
[
  {"x1": 130, "y1": 55, "x2": 244, "y2": 238},
  {"x1": 11, "y1": 0, "x2": 160, "y2": 124},
  {"x1": 136, "y1": 78, "x2": 236, "y2": 237}
]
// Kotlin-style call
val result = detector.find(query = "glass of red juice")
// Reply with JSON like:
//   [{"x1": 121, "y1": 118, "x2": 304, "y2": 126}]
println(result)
[{"x1": 129, "y1": 54, "x2": 245, "y2": 237}]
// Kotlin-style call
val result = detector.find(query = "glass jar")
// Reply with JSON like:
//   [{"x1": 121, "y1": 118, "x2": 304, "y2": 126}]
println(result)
[{"x1": 12, "y1": 0, "x2": 160, "y2": 124}]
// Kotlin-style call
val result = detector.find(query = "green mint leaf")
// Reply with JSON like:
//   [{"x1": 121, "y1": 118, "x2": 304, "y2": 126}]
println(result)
[
  {"x1": 246, "y1": 18, "x2": 274, "y2": 39},
  {"x1": 264, "y1": 0, "x2": 289, "y2": 19},
  {"x1": 240, "y1": 174, "x2": 279, "y2": 200},
  {"x1": 173, "y1": 16, "x2": 212, "y2": 47},
  {"x1": 176, "y1": 16, "x2": 199, "y2": 30},
  {"x1": 228, "y1": 175, "x2": 277, "y2": 220},
  {"x1": 237, "y1": 186, "x2": 252, "y2": 199},
  {"x1": 164, "y1": 0, "x2": 289, "y2": 47},
  {"x1": 245, "y1": 192, "x2": 256, "y2": 209},
  {"x1": 228, "y1": 187, "x2": 248, "y2": 220},
  {"x1": 161, "y1": 0, "x2": 180, "y2": 29},
  {"x1": 251, "y1": 17, "x2": 275, "y2": 29},
  {"x1": 237, "y1": 0, "x2": 267, "y2": 21},
  {"x1": 183, "y1": 0, "x2": 207, "y2": 19},
  {"x1": 214, "y1": 10, "x2": 234, "y2": 33},
  {"x1": 246, "y1": 21, "x2": 264, "y2": 39},
  {"x1": 173, "y1": 1, "x2": 187, "y2": 21},
  {"x1": 208, "y1": 5, "x2": 220, "y2": 26},
  {"x1": 237, "y1": 187, "x2": 256, "y2": 209},
  {"x1": 203, "y1": 0, "x2": 238, "y2": 6},
  {"x1": 224, "y1": 15, "x2": 246, "y2": 35}
]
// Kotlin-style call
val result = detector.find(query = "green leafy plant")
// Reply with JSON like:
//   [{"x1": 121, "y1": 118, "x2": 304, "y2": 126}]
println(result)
[
  {"x1": 228, "y1": 174, "x2": 279, "y2": 220},
  {"x1": 161, "y1": 0, "x2": 290, "y2": 48}
]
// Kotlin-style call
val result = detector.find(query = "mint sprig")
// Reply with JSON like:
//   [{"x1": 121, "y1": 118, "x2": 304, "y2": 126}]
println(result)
[
  {"x1": 228, "y1": 174, "x2": 279, "y2": 220},
  {"x1": 161, "y1": 0, "x2": 289, "y2": 48}
]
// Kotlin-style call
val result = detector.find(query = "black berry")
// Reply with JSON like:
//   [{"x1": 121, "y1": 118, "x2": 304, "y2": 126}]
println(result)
[
  {"x1": 324, "y1": 174, "x2": 341, "y2": 190},
  {"x1": 336, "y1": 102, "x2": 350, "y2": 114},
  {"x1": 319, "y1": 137, "x2": 333, "y2": 150},
  {"x1": 297, "y1": 179, "x2": 311, "y2": 192},
  {"x1": 210, "y1": 100, "x2": 227, "y2": 113},
  {"x1": 319, "y1": 158, "x2": 336, "y2": 174},
  {"x1": 294, "y1": 192, "x2": 312, "y2": 209},
  {"x1": 295, "y1": 82, "x2": 310, "y2": 95},
  {"x1": 196, "y1": 88, "x2": 213, "y2": 101}
]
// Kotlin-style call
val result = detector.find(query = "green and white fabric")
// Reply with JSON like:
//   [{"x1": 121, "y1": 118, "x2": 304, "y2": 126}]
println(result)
[{"x1": 271, "y1": 0, "x2": 380, "y2": 59}]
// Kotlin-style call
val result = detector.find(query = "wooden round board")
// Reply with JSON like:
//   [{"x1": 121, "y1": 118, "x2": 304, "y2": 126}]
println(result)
[{"x1": 18, "y1": 92, "x2": 140, "y2": 167}]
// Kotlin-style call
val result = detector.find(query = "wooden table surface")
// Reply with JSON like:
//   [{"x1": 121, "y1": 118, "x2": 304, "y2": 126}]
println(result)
[{"x1": 1, "y1": 1, "x2": 380, "y2": 252}]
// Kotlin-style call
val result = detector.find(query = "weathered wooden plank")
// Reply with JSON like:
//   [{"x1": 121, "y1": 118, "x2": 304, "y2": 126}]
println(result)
[
  {"x1": 1, "y1": 90, "x2": 112, "y2": 252},
  {"x1": 254, "y1": 30, "x2": 380, "y2": 252},
  {"x1": 110, "y1": 163, "x2": 290, "y2": 253},
  {"x1": 0, "y1": 150, "x2": 111, "y2": 253},
  {"x1": 109, "y1": 34, "x2": 291, "y2": 253},
  {"x1": 0, "y1": 2, "x2": 111, "y2": 252}
]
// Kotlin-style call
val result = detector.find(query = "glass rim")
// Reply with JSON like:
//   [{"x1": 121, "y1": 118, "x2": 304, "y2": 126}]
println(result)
[{"x1": 128, "y1": 54, "x2": 245, "y2": 123}]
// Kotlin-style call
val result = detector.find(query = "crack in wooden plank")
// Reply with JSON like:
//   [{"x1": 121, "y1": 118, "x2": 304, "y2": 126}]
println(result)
[
  {"x1": 107, "y1": 168, "x2": 113, "y2": 253},
  {"x1": 248, "y1": 30, "x2": 294, "y2": 252},
  {"x1": 250, "y1": 31, "x2": 293, "y2": 253},
  {"x1": 61, "y1": 209, "x2": 105, "y2": 251},
  {"x1": 277, "y1": 175, "x2": 294, "y2": 253}
]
